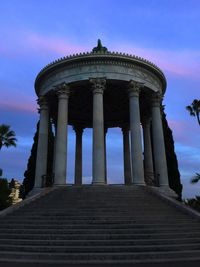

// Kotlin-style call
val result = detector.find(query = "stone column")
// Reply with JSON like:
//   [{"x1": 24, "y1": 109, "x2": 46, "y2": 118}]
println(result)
[
  {"x1": 121, "y1": 126, "x2": 132, "y2": 185},
  {"x1": 142, "y1": 117, "x2": 154, "y2": 175},
  {"x1": 151, "y1": 92, "x2": 169, "y2": 187},
  {"x1": 90, "y1": 78, "x2": 106, "y2": 185},
  {"x1": 74, "y1": 126, "x2": 84, "y2": 186},
  {"x1": 52, "y1": 121, "x2": 57, "y2": 176},
  {"x1": 104, "y1": 127, "x2": 108, "y2": 184},
  {"x1": 34, "y1": 96, "x2": 49, "y2": 188},
  {"x1": 128, "y1": 80, "x2": 145, "y2": 185},
  {"x1": 54, "y1": 83, "x2": 70, "y2": 185}
]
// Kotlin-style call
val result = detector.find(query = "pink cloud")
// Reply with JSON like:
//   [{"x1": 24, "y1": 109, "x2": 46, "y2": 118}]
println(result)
[
  {"x1": 26, "y1": 33, "x2": 88, "y2": 56},
  {"x1": 168, "y1": 119, "x2": 186, "y2": 133},
  {"x1": 112, "y1": 43, "x2": 200, "y2": 79},
  {"x1": 1, "y1": 28, "x2": 199, "y2": 79},
  {"x1": 0, "y1": 29, "x2": 88, "y2": 59},
  {"x1": 168, "y1": 118, "x2": 200, "y2": 146},
  {"x1": 0, "y1": 101, "x2": 37, "y2": 114}
]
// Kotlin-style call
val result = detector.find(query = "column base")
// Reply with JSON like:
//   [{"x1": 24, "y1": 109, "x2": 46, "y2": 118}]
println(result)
[
  {"x1": 131, "y1": 182, "x2": 146, "y2": 186},
  {"x1": 155, "y1": 185, "x2": 178, "y2": 198},
  {"x1": 53, "y1": 184, "x2": 67, "y2": 187},
  {"x1": 125, "y1": 182, "x2": 132, "y2": 186},
  {"x1": 92, "y1": 181, "x2": 106, "y2": 185}
]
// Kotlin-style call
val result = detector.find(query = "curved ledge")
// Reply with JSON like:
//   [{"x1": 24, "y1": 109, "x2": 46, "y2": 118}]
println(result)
[{"x1": 35, "y1": 51, "x2": 167, "y2": 93}]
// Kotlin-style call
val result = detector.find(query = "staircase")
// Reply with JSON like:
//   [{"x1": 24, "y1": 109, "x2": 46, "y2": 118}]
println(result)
[{"x1": 0, "y1": 185, "x2": 200, "y2": 266}]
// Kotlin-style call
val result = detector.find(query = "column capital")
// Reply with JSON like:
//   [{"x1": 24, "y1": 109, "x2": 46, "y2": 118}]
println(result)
[
  {"x1": 55, "y1": 82, "x2": 70, "y2": 99},
  {"x1": 151, "y1": 92, "x2": 163, "y2": 107},
  {"x1": 142, "y1": 116, "x2": 152, "y2": 128},
  {"x1": 73, "y1": 125, "x2": 84, "y2": 135},
  {"x1": 90, "y1": 77, "x2": 106, "y2": 94},
  {"x1": 121, "y1": 124, "x2": 130, "y2": 134},
  {"x1": 37, "y1": 96, "x2": 48, "y2": 112},
  {"x1": 128, "y1": 80, "x2": 144, "y2": 97}
]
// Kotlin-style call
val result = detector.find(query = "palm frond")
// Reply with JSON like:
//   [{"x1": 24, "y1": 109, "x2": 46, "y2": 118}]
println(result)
[
  {"x1": 191, "y1": 173, "x2": 200, "y2": 184},
  {"x1": 186, "y1": 105, "x2": 195, "y2": 116},
  {"x1": 0, "y1": 124, "x2": 17, "y2": 150}
]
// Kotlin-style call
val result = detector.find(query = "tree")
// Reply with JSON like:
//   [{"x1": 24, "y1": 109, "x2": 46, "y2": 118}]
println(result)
[
  {"x1": 186, "y1": 99, "x2": 200, "y2": 126},
  {"x1": 191, "y1": 173, "x2": 200, "y2": 184},
  {"x1": 162, "y1": 107, "x2": 183, "y2": 199},
  {"x1": 0, "y1": 124, "x2": 17, "y2": 151},
  {"x1": 186, "y1": 99, "x2": 200, "y2": 186},
  {"x1": 185, "y1": 174, "x2": 200, "y2": 212},
  {"x1": 23, "y1": 120, "x2": 54, "y2": 196},
  {"x1": 23, "y1": 122, "x2": 39, "y2": 196},
  {"x1": 185, "y1": 196, "x2": 200, "y2": 212},
  {"x1": 0, "y1": 178, "x2": 11, "y2": 210},
  {"x1": 9, "y1": 178, "x2": 15, "y2": 189}
]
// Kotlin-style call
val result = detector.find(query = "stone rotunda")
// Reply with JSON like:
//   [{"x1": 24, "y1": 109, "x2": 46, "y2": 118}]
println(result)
[{"x1": 34, "y1": 40, "x2": 169, "y2": 191}]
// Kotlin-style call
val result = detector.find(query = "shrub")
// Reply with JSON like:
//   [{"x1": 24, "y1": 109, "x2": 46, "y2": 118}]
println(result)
[
  {"x1": 184, "y1": 196, "x2": 200, "y2": 213},
  {"x1": 0, "y1": 178, "x2": 11, "y2": 211}
]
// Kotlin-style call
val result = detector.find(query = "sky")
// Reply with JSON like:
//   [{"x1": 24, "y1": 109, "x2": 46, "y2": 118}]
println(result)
[{"x1": 0, "y1": 0, "x2": 200, "y2": 199}]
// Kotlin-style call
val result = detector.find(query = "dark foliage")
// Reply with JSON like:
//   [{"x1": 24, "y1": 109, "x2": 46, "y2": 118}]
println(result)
[
  {"x1": 162, "y1": 108, "x2": 183, "y2": 199},
  {"x1": 46, "y1": 122, "x2": 55, "y2": 185},
  {"x1": 0, "y1": 124, "x2": 17, "y2": 150},
  {"x1": 23, "y1": 122, "x2": 39, "y2": 196},
  {"x1": 23, "y1": 121, "x2": 54, "y2": 196},
  {"x1": 185, "y1": 196, "x2": 200, "y2": 213},
  {"x1": 186, "y1": 99, "x2": 200, "y2": 126},
  {"x1": 191, "y1": 173, "x2": 200, "y2": 184},
  {"x1": 9, "y1": 178, "x2": 15, "y2": 189},
  {"x1": 0, "y1": 178, "x2": 11, "y2": 211}
]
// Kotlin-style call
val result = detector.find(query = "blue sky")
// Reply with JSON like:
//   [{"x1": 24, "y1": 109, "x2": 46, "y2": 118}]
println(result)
[{"x1": 0, "y1": 0, "x2": 200, "y2": 198}]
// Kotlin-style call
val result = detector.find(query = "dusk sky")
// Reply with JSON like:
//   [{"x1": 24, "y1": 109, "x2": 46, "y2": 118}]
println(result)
[{"x1": 0, "y1": 0, "x2": 200, "y2": 198}]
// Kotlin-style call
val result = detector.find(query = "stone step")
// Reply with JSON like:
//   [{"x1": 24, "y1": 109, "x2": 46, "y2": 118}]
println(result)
[
  {"x1": 3, "y1": 217, "x2": 189, "y2": 224},
  {"x1": 4, "y1": 213, "x2": 189, "y2": 219},
  {"x1": 0, "y1": 250, "x2": 200, "y2": 262},
  {"x1": 0, "y1": 243, "x2": 200, "y2": 253},
  {"x1": 0, "y1": 223, "x2": 198, "y2": 230},
  {"x1": 15, "y1": 205, "x2": 181, "y2": 211},
  {"x1": 1, "y1": 232, "x2": 200, "y2": 240},
  {"x1": 1, "y1": 237, "x2": 200, "y2": 246},
  {"x1": 1, "y1": 218, "x2": 194, "y2": 225},
  {"x1": 16, "y1": 206, "x2": 177, "y2": 211},
  {"x1": 8, "y1": 205, "x2": 188, "y2": 212},
  {"x1": 0, "y1": 219, "x2": 195, "y2": 226},
  {"x1": 1, "y1": 186, "x2": 199, "y2": 265},
  {"x1": 7, "y1": 213, "x2": 187, "y2": 218},
  {"x1": 1, "y1": 227, "x2": 200, "y2": 235}
]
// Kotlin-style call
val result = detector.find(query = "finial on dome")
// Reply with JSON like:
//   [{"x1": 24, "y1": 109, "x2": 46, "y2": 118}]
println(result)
[{"x1": 92, "y1": 39, "x2": 108, "y2": 53}]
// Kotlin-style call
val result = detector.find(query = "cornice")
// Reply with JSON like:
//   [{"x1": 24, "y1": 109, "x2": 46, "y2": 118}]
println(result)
[{"x1": 35, "y1": 51, "x2": 166, "y2": 91}]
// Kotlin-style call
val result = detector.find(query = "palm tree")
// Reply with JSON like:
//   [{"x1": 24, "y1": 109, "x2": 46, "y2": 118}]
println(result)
[
  {"x1": 186, "y1": 99, "x2": 200, "y2": 126},
  {"x1": 191, "y1": 173, "x2": 200, "y2": 184},
  {"x1": 0, "y1": 124, "x2": 17, "y2": 151}
]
